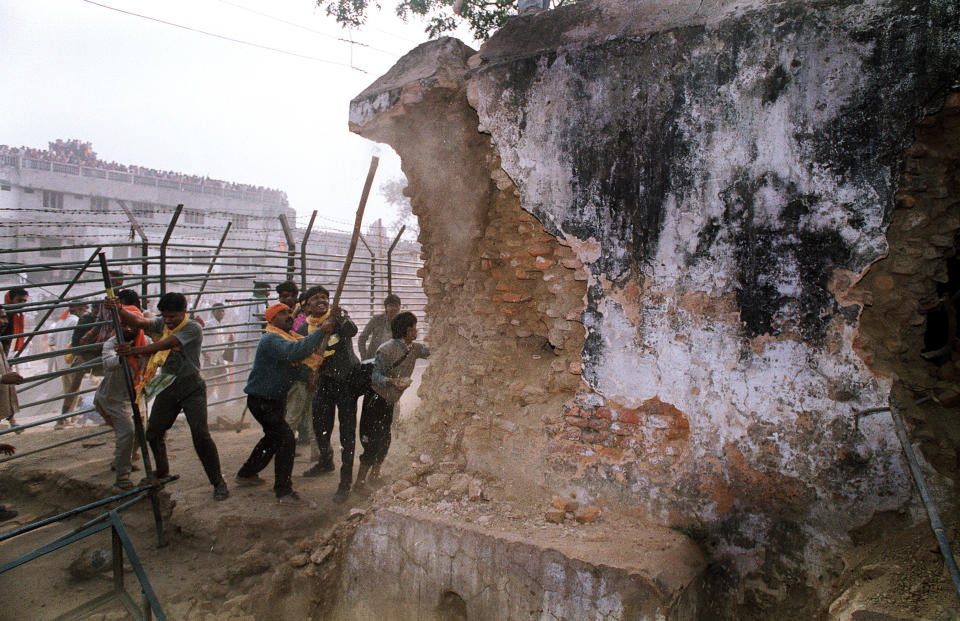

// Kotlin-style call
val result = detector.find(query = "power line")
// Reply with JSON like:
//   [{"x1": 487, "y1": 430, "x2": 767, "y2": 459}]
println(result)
[
  {"x1": 79, "y1": 0, "x2": 369, "y2": 73},
  {"x1": 210, "y1": 0, "x2": 402, "y2": 57}
]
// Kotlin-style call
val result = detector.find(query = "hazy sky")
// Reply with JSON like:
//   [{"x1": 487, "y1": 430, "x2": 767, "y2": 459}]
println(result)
[{"x1": 0, "y1": 0, "x2": 477, "y2": 237}]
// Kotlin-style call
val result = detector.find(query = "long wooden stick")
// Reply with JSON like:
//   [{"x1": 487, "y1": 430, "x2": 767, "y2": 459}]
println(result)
[{"x1": 333, "y1": 156, "x2": 379, "y2": 307}]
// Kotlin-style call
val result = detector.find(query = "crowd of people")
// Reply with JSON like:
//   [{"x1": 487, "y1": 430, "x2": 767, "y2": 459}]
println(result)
[
  {"x1": 0, "y1": 279, "x2": 427, "y2": 519},
  {"x1": 0, "y1": 140, "x2": 289, "y2": 205}
]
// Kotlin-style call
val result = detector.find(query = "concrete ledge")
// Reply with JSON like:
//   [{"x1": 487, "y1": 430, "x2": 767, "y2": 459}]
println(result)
[{"x1": 336, "y1": 506, "x2": 705, "y2": 620}]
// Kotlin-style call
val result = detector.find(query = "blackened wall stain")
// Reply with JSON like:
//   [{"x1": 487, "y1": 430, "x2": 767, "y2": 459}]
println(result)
[
  {"x1": 483, "y1": 0, "x2": 959, "y2": 343},
  {"x1": 563, "y1": 33, "x2": 695, "y2": 276},
  {"x1": 716, "y1": 172, "x2": 851, "y2": 342},
  {"x1": 762, "y1": 64, "x2": 792, "y2": 105}
]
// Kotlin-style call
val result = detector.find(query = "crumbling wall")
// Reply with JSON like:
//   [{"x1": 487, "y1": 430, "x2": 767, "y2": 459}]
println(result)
[
  {"x1": 852, "y1": 95, "x2": 960, "y2": 490},
  {"x1": 350, "y1": 0, "x2": 960, "y2": 616},
  {"x1": 350, "y1": 38, "x2": 588, "y2": 493}
]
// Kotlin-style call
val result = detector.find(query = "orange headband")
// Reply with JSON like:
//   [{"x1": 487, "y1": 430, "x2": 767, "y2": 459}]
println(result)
[{"x1": 264, "y1": 303, "x2": 290, "y2": 323}]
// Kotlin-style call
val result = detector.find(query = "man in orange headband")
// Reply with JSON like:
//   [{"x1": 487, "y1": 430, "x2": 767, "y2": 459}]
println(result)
[
  {"x1": 238, "y1": 302, "x2": 330, "y2": 504},
  {"x1": 94, "y1": 305, "x2": 147, "y2": 490}
]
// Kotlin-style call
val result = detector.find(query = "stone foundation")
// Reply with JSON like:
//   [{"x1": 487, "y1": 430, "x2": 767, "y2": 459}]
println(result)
[{"x1": 334, "y1": 507, "x2": 704, "y2": 621}]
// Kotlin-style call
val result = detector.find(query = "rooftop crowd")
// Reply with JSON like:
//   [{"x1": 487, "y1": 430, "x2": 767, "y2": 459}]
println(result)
[{"x1": 0, "y1": 139, "x2": 289, "y2": 205}]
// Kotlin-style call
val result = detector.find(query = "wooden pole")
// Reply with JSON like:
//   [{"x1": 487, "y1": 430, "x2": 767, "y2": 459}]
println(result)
[{"x1": 333, "y1": 156, "x2": 379, "y2": 307}]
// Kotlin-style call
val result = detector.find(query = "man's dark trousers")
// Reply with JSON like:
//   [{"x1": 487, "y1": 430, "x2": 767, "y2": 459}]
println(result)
[
  {"x1": 311, "y1": 375, "x2": 358, "y2": 487},
  {"x1": 238, "y1": 395, "x2": 294, "y2": 496},
  {"x1": 145, "y1": 374, "x2": 223, "y2": 485},
  {"x1": 358, "y1": 390, "x2": 395, "y2": 466}
]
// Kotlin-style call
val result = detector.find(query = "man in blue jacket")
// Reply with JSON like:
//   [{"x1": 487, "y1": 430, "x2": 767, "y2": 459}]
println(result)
[{"x1": 238, "y1": 302, "x2": 329, "y2": 505}]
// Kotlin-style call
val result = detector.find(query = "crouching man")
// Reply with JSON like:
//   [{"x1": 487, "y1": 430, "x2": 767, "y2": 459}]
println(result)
[
  {"x1": 239, "y1": 303, "x2": 328, "y2": 505},
  {"x1": 355, "y1": 311, "x2": 429, "y2": 490},
  {"x1": 107, "y1": 293, "x2": 229, "y2": 501}
]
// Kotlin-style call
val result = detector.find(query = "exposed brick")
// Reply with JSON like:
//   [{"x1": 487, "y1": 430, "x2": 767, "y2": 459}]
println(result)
[
  {"x1": 611, "y1": 422, "x2": 638, "y2": 436},
  {"x1": 502, "y1": 292, "x2": 522, "y2": 303},
  {"x1": 595, "y1": 407, "x2": 613, "y2": 420},
  {"x1": 619, "y1": 408, "x2": 641, "y2": 424},
  {"x1": 580, "y1": 429, "x2": 600, "y2": 444},
  {"x1": 495, "y1": 282, "x2": 515, "y2": 292},
  {"x1": 564, "y1": 416, "x2": 590, "y2": 428},
  {"x1": 586, "y1": 418, "x2": 610, "y2": 431},
  {"x1": 527, "y1": 244, "x2": 553, "y2": 257},
  {"x1": 499, "y1": 307, "x2": 519, "y2": 316},
  {"x1": 895, "y1": 194, "x2": 916, "y2": 208}
]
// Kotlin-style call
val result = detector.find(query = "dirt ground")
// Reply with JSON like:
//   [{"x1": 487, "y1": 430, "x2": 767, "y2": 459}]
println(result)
[
  {"x1": 0, "y1": 363, "x2": 427, "y2": 621},
  {"x1": 2, "y1": 361, "x2": 960, "y2": 621}
]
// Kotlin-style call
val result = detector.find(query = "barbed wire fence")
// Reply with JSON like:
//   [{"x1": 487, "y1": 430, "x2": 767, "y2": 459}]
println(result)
[{"x1": 0, "y1": 202, "x2": 425, "y2": 453}]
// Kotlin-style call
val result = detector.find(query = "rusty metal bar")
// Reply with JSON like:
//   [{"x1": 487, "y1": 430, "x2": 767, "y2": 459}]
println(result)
[
  {"x1": 855, "y1": 399, "x2": 960, "y2": 600},
  {"x1": 159, "y1": 204, "x2": 183, "y2": 296}
]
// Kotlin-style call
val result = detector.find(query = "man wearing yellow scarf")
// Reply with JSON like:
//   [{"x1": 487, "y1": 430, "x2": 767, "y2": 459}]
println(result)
[
  {"x1": 298, "y1": 285, "x2": 361, "y2": 504},
  {"x1": 238, "y1": 302, "x2": 330, "y2": 504},
  {"x1": 108, "y1": 292, "x2": 229, "y2": 501}
]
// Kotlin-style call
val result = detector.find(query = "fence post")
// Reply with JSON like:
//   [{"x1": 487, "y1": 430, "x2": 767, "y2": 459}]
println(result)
[
  {"x1": 115, "y1": 200, "x2": 150, "y2": 301},
  {"x1": 300, "y1": 210, "x2": 318, "y2": 293},
  {"x1": 359, "y1": 234, "x2": 376, "y2": 317},
  {"x1": 159, "y1": 204, "x2": 183, "y2": 296},
  {"x1": 387, "y1": 225, "x2": 406, "y2": 295},
  {"x1": 192, "y1": 222, "x2": 232, "y2": 310},
  {"x1": 278, "y1": 214, "x2": 296, "y2": 284}
]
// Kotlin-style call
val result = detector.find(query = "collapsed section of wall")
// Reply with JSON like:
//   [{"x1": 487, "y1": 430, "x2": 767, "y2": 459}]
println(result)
[
  {"x1": 350, "y1": 38, "x2": 588, "y2": 494},
  {"x1": 350, "y1": 0, "x2": 960, "y2": 616}
]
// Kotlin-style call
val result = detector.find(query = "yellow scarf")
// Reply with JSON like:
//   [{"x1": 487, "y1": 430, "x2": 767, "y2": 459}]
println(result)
[
  {"x1": 135, "y1": 315, "x2": 188, "y2": 398},
  {"x1": 306, "y1": 311, "x2": 338, "y2": 358},
  {"x1": 265, "y1": 324, "x2": 325, "y2": 370}
]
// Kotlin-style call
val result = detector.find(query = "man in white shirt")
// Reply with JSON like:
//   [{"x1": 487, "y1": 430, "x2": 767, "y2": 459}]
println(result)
[{"x1": 52, "y1": 304, "x2": 88, "y2": 371}]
